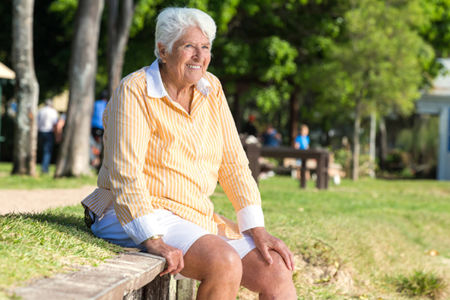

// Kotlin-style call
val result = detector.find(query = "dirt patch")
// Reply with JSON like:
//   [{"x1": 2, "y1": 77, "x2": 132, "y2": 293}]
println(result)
[
  {"x1": 236, "y1": 239, "x2": 356, "y2": 299},
  {"x1": 0, "y1": 185, "x2": 96, "y2": 215}
]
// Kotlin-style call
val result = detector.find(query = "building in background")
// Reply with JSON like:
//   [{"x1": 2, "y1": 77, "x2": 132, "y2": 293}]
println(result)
[{"x1": 416, "y1": 58, "x2": 450, "y2": 180}]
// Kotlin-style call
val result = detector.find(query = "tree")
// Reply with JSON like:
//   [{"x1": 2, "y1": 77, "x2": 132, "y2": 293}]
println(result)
[
  {"x1": 55, "y1": 0, "x2": 104, "y2": 177},
  {"x1": 106, "y1": 0, "x2": 136, "y2": 97},
  {"x1": 324, "y1": 0, "x2": 432, "y2": 180},
  {"x1": 11, "y1": 0, "x2": 39, "y2": 175},
  {"x1": 418, "y1": 0, "x2": 450, "y2": 58},
  {"x1": 210, "y1": 0, "x2": 346, "y2": 143}
]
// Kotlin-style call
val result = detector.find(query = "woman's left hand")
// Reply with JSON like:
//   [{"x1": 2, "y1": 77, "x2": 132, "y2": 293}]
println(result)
[{"x1": 248, "y1": 227, "x2": 295, "y2": 271}]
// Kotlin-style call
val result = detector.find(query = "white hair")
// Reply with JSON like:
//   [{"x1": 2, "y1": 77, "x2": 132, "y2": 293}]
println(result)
[{"x1": 154, "y1": 7, "x2": 217, "y2": 61}]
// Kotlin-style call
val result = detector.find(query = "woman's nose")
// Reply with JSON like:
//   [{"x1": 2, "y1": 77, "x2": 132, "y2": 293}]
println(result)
[{"x1": 192, "y1": 47, "x2": 202, "y2": 60}]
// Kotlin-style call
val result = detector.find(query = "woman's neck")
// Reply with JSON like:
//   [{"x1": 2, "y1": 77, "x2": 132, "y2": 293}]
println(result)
[{"x1": 160, "y1": 64, "x2": 194, "y2": 112}]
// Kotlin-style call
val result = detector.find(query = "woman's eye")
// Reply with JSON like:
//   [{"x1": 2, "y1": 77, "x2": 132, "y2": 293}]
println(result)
[{"x1": 185, "y1": 44, "x2": 193, "y2": 48}]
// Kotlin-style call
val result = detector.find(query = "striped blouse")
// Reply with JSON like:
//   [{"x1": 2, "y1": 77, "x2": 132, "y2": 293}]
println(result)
[{"x1": 82, "y1": 60, "x2": 264, "y2": 244}]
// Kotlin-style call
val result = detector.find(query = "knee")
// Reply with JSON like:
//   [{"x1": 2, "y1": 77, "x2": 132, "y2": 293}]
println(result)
[
  {"x1": 258, "y1": 251, "x2": 294, "y2": 294},
  {"x1": 203, "y1": 247, "x2": 243, "y2": 282}
]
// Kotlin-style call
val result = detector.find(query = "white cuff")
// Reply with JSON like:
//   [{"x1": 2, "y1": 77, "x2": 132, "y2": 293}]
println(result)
[
  {"x1": 237, "y1": 205, "x2": 265, "y2": 233},
  {"x1": 122, "y1": 213, "x2": 166, "y2": 245}
]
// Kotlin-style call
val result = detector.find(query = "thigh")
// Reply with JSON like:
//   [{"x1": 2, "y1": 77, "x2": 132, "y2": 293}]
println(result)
[{"x1": 222, "y1": 234, "x2": 256, "y2": 259}]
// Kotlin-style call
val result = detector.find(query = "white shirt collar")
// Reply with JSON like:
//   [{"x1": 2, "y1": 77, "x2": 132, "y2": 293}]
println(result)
[{"x1": 145, "y1": 60, "x2": 211, "y2": 99}]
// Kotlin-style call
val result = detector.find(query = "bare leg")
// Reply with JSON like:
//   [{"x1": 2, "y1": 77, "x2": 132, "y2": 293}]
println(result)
[
  {"x1": 181, "y1": 234, "x2": 242, "y2": 300},
  {"x1": 241, "y1": 249, "x2": 297, "y2": 299}
]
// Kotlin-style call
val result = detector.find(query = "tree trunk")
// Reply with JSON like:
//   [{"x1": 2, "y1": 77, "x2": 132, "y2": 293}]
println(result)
[
  {"x1": 55, "y1": 0, "x2": 104, "y2": 177},
  {"x1": 369, "y1": 111, "x2": 376, "y2": 178},
  {"x1": 352, "y1": 99, "x2": 361, "y2": 180},
  {"x1": 378, "y1": 116, "x2": 388, "y2": 170},
  {"x1": 232, "y1": 83, "x2": 248, "y2": 131},
  {"x1": 288, "y1": 87, "x2": 300, "y2": 146},
  {"x1": 11, "y1": 0, "x2": 39, "y2": 176},
  {"x1": 107, "y1": 0, "x2": 135, "y2": 97}
]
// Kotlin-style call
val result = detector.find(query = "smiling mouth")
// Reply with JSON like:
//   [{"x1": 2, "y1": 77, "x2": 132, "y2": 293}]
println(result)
[{"x1": 187, "y1": 65, "x2": 201, "y2": 69}]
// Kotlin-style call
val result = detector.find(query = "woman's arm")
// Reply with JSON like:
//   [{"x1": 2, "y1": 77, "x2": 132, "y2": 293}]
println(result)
[
  {"x1": 216, "y1": 83, "x2": 264, "y2": 233},
  {"x1": 106, "y1": 75, "x2": 184, "y2": 274},
  {"x1": 105, "y1": 75, "x2": 164, "y2": 244}
]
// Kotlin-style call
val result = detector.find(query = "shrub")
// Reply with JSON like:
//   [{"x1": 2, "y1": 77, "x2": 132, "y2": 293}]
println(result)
[{"x1": 393, "y1": 270, "x2": 446, "y2": 299}]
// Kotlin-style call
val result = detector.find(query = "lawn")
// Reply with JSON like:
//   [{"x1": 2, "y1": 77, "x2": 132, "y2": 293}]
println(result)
[
  {"x1": 212, "y1": 177, "x2": 450, "y2": 299},
  {"x1": 0, "y1": 162, "x2": 97, "y2": 189},
  {"x1": 1, "y1": 176, "x2": 449, "y2": 299}
]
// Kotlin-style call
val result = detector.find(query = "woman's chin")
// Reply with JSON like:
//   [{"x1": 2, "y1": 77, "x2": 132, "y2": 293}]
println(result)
[{"x1": 184, "y1": 74, "x2": 204, "y2": 85}]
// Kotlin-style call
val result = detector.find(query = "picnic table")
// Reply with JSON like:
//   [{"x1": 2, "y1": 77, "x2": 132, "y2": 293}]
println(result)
[{"x1": 243, "y1": 143, "x2": 330, "y2": 190}]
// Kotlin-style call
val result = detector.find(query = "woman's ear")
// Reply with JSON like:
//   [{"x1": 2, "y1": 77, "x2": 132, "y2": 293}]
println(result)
[{"x1": 158, "y1": 43, "x2": 167, "y2": 62}]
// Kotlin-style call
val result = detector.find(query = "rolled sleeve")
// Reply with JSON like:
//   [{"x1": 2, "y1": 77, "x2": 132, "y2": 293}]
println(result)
[
  {"x1": 237, "y1": 205, "x2": 265, "y2": 233},
  {"x1": 122, "y1": 213, "x2": 166, "y2": 244}
]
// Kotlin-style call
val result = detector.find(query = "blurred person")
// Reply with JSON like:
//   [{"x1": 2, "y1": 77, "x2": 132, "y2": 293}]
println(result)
[
  {"x1": 294, "y1": 124, "x2": 310, "y2": 150},
  {"x1": 37, "y1": 99, "x2": 58, "y2": 173},
  {"x1": 262, "y1": 124, "x2": 281, "y2": 147},
  {"x1": 91, "y1": 90, "x2": 108, "y2": 140},
  {"x1": 292, "y1": 124, "x2": 311, "y2": 179},
  {"x1": 90, "y1": 90, "x2": 108, "y2": 169},
  {"x1": 54, "y1": 112, "x2": 66, "y2": 144},
  {"x1": 82, "y1": 7, "x2": 296, "y2": 299},
  {"x1": 242, "y1": 114, "x2": 258, "y2": 137}
]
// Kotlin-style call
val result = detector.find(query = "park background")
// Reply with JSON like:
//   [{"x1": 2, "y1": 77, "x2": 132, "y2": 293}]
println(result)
[{"x1": 0, "y1": 0, "x2": 449, "y2": 299}]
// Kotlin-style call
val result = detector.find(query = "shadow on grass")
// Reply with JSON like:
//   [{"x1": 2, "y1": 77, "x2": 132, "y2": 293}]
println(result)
[
  {"x1": 25, "y1": 210, "x2": 91, "y2": 234},
  {"x1": 1, "y1": 207, "x2": 101, "y2": 245},
  {"x1": 13, "y1": 207, "x2": 125, "y2": 253}
]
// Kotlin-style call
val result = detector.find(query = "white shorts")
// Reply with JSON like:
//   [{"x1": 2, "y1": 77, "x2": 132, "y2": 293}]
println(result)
[{"x1": 90, "y1": 206, "x2": 256, "y2": 260}]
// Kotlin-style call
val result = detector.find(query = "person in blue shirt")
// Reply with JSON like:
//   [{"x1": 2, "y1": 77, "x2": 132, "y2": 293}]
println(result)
[
  {"x1": 91, "y1": 90, "x2": 108, "y2": 137},
  {"x1": 90, "y1": 90, "x2": 108, "y2": 168},
  {"x1": 294, "y1": 124, "x2": 310, "y2": 150},
  {"x1": 262, "y1": 124, "x2": 282, "y2": 147},
  {"x1": 293, "y1": 124, "x2": 311, "y2": 179}
]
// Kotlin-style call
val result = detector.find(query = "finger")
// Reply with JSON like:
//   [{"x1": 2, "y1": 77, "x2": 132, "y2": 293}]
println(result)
[
  {"x1": 258, "y1": 245, "x2": 273, "y2": 265},
  {"x1": 273, "y1": 243, "x2": 293, "y2": 271},
  {"x1": 160, "y1": 266, "x2": 173, "y2": 276},
  {"x1": 172, "y1": 257, "x2": 184, "y2": 275},
  {"x1": 288, "y1": 250, "x2": 295, "y2": 271},
  {"x1": 160, "y1": 260, "x2": 177, "y2": 276},
  {"x1": 278, "y1": 250, "x2": 294, "y2": 271},
  {"x1": 178, "y1": 257, "x2": 184, "y2": 272}
]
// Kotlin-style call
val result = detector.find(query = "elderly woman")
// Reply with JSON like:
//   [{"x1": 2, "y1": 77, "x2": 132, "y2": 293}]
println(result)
[{"x1": 82, "y1": 7, "x2": 296, "y2": 299}]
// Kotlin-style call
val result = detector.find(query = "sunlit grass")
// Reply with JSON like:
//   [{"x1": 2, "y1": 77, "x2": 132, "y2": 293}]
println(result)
[
  {"x1": 0, "y1": 162, "x2": 97, "y2": 189},
  {"x1": 1, "y1": 176, "x2": 449, "y2": 299},
  {"x1": 213, "y1": 177, "x2": 450, "y2": 299},
  {"x1": 0, "y1": 206, "x2": 121, "y2": 298},
  {"x1": 391, "y1": 270, "x2": 446, "y2": 299}
]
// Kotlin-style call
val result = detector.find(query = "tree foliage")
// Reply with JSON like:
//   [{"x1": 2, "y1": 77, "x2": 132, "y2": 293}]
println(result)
[
  {"x1": 2, "y1": 0, "x2": 449, "y2": 177},
  {"x1": 315, "y1": 0, "x2": 435, "y2": 179}
]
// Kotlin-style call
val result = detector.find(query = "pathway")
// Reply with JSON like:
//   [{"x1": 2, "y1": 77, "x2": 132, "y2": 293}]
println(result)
[{"x1": 0, "y1": 185, "x2": 96, "y2": 215}]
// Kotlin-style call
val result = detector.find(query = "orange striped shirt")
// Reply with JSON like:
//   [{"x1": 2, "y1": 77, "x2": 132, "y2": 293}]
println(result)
[{"x1": 82, "y1": 60, "x2": 264, "y2": 244}]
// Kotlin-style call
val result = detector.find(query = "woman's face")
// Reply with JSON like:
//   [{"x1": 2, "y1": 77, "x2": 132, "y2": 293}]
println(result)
[{"x1": 160, "y1": 26, "x2": 211, "y2": 86}]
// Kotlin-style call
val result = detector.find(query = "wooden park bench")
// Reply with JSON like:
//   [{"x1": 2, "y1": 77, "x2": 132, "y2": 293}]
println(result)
[
  {"x1": 14, "y1": 251, "x2": 196, "y2": 300},
  {"x1": 243, "y1": 142, "x2": 330, "y2": 190}
]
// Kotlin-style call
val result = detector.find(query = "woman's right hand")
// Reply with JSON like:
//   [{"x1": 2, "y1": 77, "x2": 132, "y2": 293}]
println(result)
[{"x1": 142, "y1": 238, "x2": 184, "y2": 276}]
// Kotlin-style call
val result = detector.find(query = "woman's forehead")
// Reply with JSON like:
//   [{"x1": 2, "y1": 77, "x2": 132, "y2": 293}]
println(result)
[{"x1": 177, "y1": 27, "x2": 210, "y2": 44}]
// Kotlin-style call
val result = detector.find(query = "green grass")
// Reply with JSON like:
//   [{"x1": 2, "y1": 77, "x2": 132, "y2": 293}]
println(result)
[
  {"x1": 212, "y1": 177, "x2": 450, "y2": 299},
  {"x1": 1, "y1": 176, "x2": 449, "y2": 299},
  {"x1": 391, "y1": 270, "x2": 446, "y2": 299},
  {"x1": 0, "y1": 163, "x2": 97, "y2": 189},
  {"x1": 0, "y1": 206, "x2": 121, "y2": 298}
]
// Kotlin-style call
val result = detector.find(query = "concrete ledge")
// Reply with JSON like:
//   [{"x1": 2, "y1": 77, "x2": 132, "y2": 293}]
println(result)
[{"x1": 14, "y1": 252, "x2": 186, "y2": 300}]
